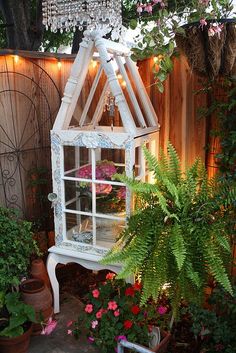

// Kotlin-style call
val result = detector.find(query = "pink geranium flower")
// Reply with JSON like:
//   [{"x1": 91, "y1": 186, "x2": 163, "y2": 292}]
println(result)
[
  {"x1": 114, "y1": 309, "x2": 120, "y2": 317},
  {"x1": 85, "y1": 304, "x2": 93, "y2": 313},
  {"x1": 96, "y1": 309, "x2": 103, "y2": 319},
  {"x1": 91, "y1": 320, "x2": 98, "y2": 329},
  {"x1": 106, "y1": 272, "x2": 116, "y2": 280},
  {"x1": 157, "y1": 306, "x2": 167, "y2": 315},
  {"x1": 108, "y1": 301, "x2": 118, "y2": 310},
  {"x1": 92, "y1": 289, "x2": 100, "y2": 298},
  {"x1": 67, "y1": 329, "x2": 73, "y2": 335}
]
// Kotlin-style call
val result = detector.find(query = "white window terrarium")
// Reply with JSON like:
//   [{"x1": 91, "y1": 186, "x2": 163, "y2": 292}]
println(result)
[{"x1": 47, "y1": 30, "x2": 159, "y2": 313}]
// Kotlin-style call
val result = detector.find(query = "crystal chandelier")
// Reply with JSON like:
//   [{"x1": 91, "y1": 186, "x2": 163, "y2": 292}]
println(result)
[{"x1": 42, "y1": 0, "x2": 122, "y2": 38}]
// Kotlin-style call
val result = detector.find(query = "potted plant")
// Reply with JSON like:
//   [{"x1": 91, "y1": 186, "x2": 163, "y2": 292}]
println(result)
[
  {"x1": 126, "y1": 0, "x2": 235, "y2": 90},
  {"x1": 102, "y1": 143, "x2": 234, "y2": 324},
  {"x1": 184, "y1": 285, "x2": 236, "y2": 352},
  {"x1": 0, "y1": 207, "x2": 39, "y2": 352},
  {"x1": 67, "y1": 273, "x2": 171, "y2": 353},
  {"x1": 0, "y1": 292, "x2": 35, "y2": 353}
]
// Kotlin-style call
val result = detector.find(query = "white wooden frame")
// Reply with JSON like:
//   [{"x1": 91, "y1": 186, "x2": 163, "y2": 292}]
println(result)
[{"x1": 48, "y1": 30, "x2": 160, "y2": 313}]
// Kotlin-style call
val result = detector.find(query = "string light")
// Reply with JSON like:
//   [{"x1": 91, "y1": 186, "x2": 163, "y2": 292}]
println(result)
[
  {"x1": 117, "y1": 74, "x2": 122, "y2": 80},
  {"x1": 13, "y1": 55, "x2": 19, "y2": 64},
  {"x1": 91, "y1": 59, "x2": 98, "y2": 68},
  {"x1": 57, "y1": 59, "x2": 62, "y2": 69},
  {"x1": 153, "y1": 56, "x2": 158, "y2": 64},
  {"x1": 121, "y1": 81, "x2": 127, "y2": 88}
]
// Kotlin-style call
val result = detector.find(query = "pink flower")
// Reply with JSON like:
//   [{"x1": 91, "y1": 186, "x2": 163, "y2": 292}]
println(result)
[
  {"x1": 88, "y1": 336, "x2": 95, "y2": 343},
  {"x1": 108, "y1": 301, "x2": 118, "y2": 310},
  {"x1": 208, "y1": 26, "x2": 215, "y2": 37},
  {"x1": 116, "y1": 335, "x2": 127, "y2": 341},
  {"x1": 145, "y1": 4, "x2": 153, "y2": 13},
  {"x1": 66, "y1": 320, "x2": 74, "y2": 327},
  {"x1": 117, "y1": 186, "x2": 126, "y2": 200},
  {"x1": 91, "y1": 320, "x2": 98, "y2": 329},
  {"x1": 208, "y1": 23, "x2": 224, "y2": 38},
  {"x1": 153, "y1": 0, "x2": 162, "y2": 3},
  {"x1": 85, "y1": 304, "x2": 93, "y2": 313},
  {"x1": 137, "y1": 4, "x2": 143, "y2": 14},
  {"x1": 157, "y1": 306, "x2": 167, "y2": 315},
  {"x1": 199, "y1": 0, "x2": 209, "y2": 5},
  {"x1": 92, "y1": 289, "x2": 100, "y2": 298},
  {"x1": 41, "y1": 317, "x2": 57, "y2": 335},
  {"x1": 96, "y1": 309, "x2": 103, "y2": 319},
  {"x1": 114, "y1": 309, "x2": 120, "y2": 317},
  {"x1": 76, "y1": 165, "x2": 92, "y2": 179},
  {"x1": 199, "y1": 18, "x2": 207, "y2": 29},
  {"x1": 67, "y1": 329, "x2": 73, "y2": 335},
  {"x1": 95, "y1": 182, "x2": 112, "y2": 195},
  {"x1": 106, "y1": 272, "x2": 116, "y2": 280}
]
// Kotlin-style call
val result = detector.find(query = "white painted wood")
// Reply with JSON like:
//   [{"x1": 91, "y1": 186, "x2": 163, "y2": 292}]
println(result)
[
  {"x1": 53, "y1": 39, "x2": 94, "y2": 131},
  {"x1": 94, "y1": 36, "x2": 136, "y2": 134},
  {"x1": 79, "y1": 65, "x2": 103, "y2": 127},
  {"x1": 125, "y1": 56, "x2": 158, "y2": 128},
  {"x1": 49, "y1": 32, "x2": 161, "y2": 313},
  {"x1": 47, "y1": 246, "x2": 123, "y2": 313},
  {"x1": 115, "y1": 54, "x2": 147, "y2": 129}
]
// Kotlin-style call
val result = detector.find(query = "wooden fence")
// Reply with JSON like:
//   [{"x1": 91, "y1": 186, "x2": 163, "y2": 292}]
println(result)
[{"x1": 0, "y1": 49, "x2": 214, "y2": 222}]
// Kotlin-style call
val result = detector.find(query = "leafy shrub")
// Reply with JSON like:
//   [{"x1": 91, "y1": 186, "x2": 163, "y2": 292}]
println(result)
[
  {"x1": 186, "y1": 286, "x2": 236, "y2": 353},
  {"x1": 0, "y1": 292, "x2": 35, "y2": 337},
  {"x1": 0, "y1": 207, "x2": 38, "y2": 292},
  {"x1": 102, "y1": 143, "x2": 234, "y2": 317}
]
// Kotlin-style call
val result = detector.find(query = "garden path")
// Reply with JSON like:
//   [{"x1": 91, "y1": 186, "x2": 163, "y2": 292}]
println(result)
[{"x1": 29, "y1": 294, "x2": 99, "y2": 353}]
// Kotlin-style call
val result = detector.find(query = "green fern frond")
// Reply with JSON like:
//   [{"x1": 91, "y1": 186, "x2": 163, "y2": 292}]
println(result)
[
  {"x1": 170, "y1": 224, "x2": 186, "y2": 271},
  {"x1": 204, "y1": 244, "x2": 233, "y2": 295},
  {"x1": 166, "y1": 143, "x2": 181, "y2": 184}
]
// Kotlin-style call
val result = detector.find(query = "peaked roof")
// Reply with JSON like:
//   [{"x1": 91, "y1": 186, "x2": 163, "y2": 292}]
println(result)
[{"x1": 53, "y1": 30, "x2": 159, "y2": 135}]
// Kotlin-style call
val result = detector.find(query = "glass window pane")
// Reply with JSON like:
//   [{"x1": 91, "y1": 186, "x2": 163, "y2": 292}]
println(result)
[
  {"x1": 96, "y1": 184, "x2": 126, "y2": 215},
  {"x1": 95, "y1": 149, "x2": 125, "y2": 181},
  {"x1": 95, "y1": 217, "x2": 125, "y2": 248},
  {"x1": 66, "y1": 213, "x2": 93, "y2": 244},
  {"x1": 64, "y1": 146, "x2": 91, "y2": 178},
  {"x1": 65, "y1": 180, "x2": 92, "y2": 212}
]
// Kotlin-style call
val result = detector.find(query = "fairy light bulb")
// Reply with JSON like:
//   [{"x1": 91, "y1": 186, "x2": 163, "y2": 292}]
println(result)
[
  {"x1": 57, "y1": 59, "x2": 62, "y2": 69},
  {"x1": 91, "y1": 59, "x2": 98, "y2": 69},
  {"x1": 153, "y1": 56, "x2": 158, "y2": 64},
  {"x1": 14, "y1": 55, "x2": 19, "y2": 64}
]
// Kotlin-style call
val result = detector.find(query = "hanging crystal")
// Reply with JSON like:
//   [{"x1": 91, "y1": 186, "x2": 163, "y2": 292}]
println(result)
[{"x1": 42, "y1": 0, "x2": 122, "y2": 38}]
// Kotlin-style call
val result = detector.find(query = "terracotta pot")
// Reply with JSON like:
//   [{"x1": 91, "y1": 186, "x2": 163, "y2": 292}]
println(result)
[
  {"x1": 31, "y1": 259, "x2": 51, "y2": 288},
  {"x1": 20, "y1": 279, "x2": 53, "y2": 335},
  {"x1": 0, "y1": 323, "x2": 32, "y2": 353}
]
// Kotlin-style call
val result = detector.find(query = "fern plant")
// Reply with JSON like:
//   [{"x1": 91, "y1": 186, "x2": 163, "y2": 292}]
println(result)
[{"x1": 102, "y1": 143, "x2": 234, "y2": 320}]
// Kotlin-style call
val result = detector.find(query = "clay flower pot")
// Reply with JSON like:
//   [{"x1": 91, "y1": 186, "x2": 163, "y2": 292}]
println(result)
[
  {"x1": 20, "y1": 279, "x2": 53, "y2": 335},
  {"x1": 0, "y1": 323, "x2": 32, "y2": 353},
  {"x1": 31, "y1": 259, "x2": 51, "y2": 288}
]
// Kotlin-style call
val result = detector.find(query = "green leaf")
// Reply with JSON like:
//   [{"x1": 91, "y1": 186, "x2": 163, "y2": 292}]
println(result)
[
  {"x1": 171, "y1": 225, "x2": 186, "y2": 271},
  {"x1": 129, "y1": 19, "x2": 137, "y2": 30},
  {"x1": 156, "y1": 81, "x2": 164, "y2": 93}
]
